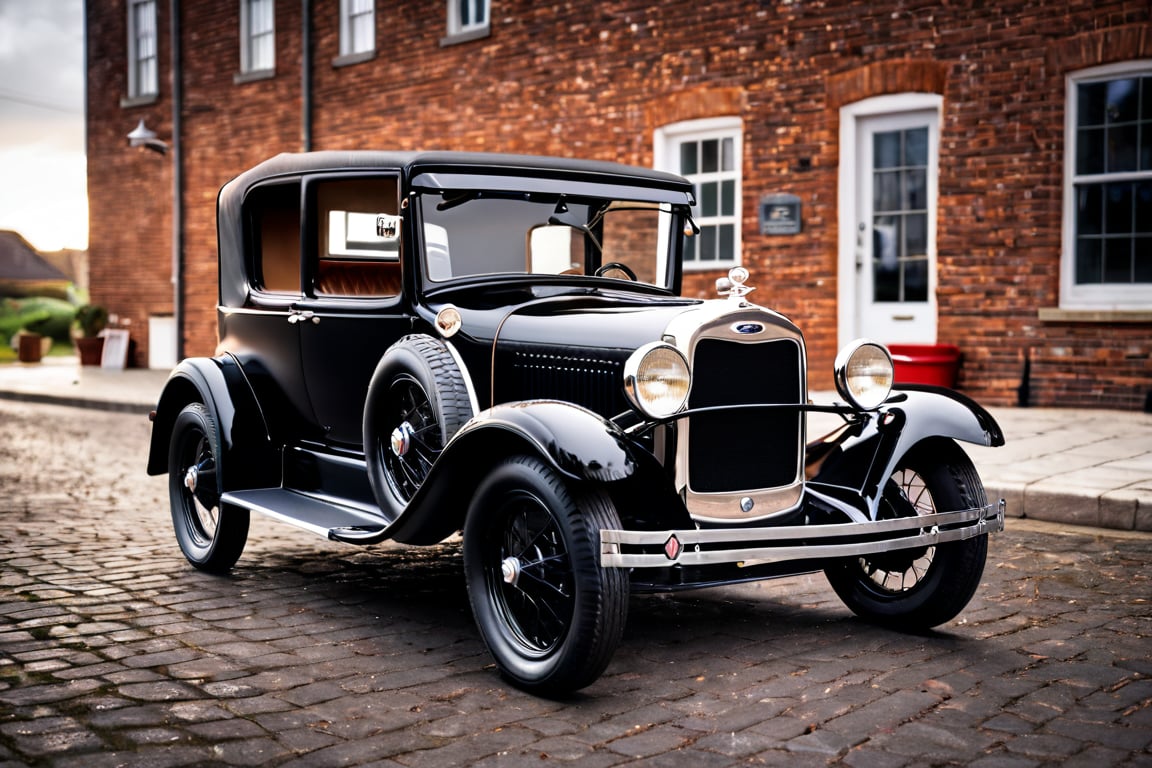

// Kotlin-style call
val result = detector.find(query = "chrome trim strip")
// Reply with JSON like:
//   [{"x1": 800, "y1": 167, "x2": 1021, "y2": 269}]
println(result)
[{"x1": 600, "y1": 499, "x2": 1005, "y2": 568}]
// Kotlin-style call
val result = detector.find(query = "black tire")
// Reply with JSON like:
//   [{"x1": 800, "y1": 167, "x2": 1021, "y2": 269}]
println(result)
[
  {"x1": 364, "y1": 335, "x2": 472, "y2": 509},
  {"x1": 168, "y1": 403, "x2": 249, "y2": 573},
  {"x1": 463, "y1": 456, "x2": 629, "y2": 695},
  {"x1": 824, "y1": 439, "x2": 988, "y2": 629}
]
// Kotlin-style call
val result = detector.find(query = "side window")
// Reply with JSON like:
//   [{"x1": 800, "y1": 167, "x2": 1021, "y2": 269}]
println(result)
[
  {"x1": 1064, "y1": 62, "x2": 1152, "y2": 309},
  {"x1": 339, "y1": 0, "x2": 375, "y2": 58},
  {"x1": 247, "y1": 182, "x2": 301, "y2": 294},
  {"x1": 655, "y1": 118, "x2": 743, "y2": 269},
  {"x1": 240, "y1": 0, "x2": 275, "y2": 75},
  {"x1": 313, "y1": 178, "x2": 401, "y2": 298},
  {"x1": 445, "y1": 0, "x2": 490, "y2": 42},
  {"x1": 127, "y1": 0, "x2": 158, "y2": 99}
]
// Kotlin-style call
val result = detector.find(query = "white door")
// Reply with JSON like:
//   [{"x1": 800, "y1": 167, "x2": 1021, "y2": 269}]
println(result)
[{"x1": 846, "y1": 107, "x2": 939, "y2": 344}]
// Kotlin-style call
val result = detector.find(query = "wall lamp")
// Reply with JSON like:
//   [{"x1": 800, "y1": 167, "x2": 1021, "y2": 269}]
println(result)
[{"x1": 127, "y1": 119, "x2": 169, "y2": 155}]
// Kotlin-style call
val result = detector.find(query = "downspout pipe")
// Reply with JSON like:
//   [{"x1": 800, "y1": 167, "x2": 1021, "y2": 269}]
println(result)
[
  {"x1": 302, "y1": 0, "x2": 312, "y2": 151},
  {"x1": 170, "y1": 0, "x2": 185, "y2": 361}
]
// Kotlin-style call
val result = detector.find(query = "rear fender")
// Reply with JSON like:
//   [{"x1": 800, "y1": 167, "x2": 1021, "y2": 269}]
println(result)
[
  {"x1": 809, "y1": 385, "x2": 1003, "y2": 518},
  {"x1": 387, "y1": 400, "x2": 641, "y2": 544},
  {"x1": 146, "y1": 356, "x2": 277, "y2": 489}
]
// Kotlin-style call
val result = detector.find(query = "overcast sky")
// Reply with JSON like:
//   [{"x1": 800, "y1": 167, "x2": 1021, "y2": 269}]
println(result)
[{"x1": 0, "y1": 0, "x2": 87, "y2": 251}]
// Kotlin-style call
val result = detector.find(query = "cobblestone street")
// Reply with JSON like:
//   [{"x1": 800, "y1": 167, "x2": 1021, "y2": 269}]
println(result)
[{"x1": 1, "y1": 399, "x2": 1150, "y2": 767}]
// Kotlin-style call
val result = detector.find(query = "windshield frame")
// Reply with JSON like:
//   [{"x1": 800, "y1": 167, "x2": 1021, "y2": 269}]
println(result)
[{"x1": 409, "y1": 174, "x2": 694, "y2": 297}]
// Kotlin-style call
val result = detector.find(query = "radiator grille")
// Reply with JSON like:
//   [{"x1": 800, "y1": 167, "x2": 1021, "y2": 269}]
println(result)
[
  {"x1": 687, "y1": 338, "x2": 802, "y2": 493},
  {"x1": 509, "y1": 350, "x2": 626, "y2": 417}
]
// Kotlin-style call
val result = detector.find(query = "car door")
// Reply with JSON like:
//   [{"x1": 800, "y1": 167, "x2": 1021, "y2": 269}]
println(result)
[
  {"x1": 218, "y1": 179, "x2": 321, "y2": 438},
  {"x1": 295, "y1": 174, "x2": 412, "y2": 448}
]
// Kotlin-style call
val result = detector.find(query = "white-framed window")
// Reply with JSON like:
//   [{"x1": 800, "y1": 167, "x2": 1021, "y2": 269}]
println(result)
[
  {"x1": 340, "y1": 0, "x2": 375, "y2": 57},
  {"x1": 1063, "y1": 61, "x2": 1152, "y2": 309},
  {"x1": 448, "y1": 0, "x2": 490, "y2": 37},
  {"x1": 240, "y1": 0, "x2": 275, "y2": 74},
  {"x1": 127, "y1": 0, "x2": 158, "y2": 98},
  {"x1": 655, "y1": 118, "x2": 743, "y2": 269}
]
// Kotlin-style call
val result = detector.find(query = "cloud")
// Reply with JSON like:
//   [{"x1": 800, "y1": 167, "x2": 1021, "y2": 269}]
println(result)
[{"x1": 0, "y1": 0, "x2": 87, "y2": 250}]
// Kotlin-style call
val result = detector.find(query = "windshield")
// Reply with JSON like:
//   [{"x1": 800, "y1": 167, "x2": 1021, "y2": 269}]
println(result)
[{"x1": 418, "y1": 192, "x2": 681, "y2": 290}]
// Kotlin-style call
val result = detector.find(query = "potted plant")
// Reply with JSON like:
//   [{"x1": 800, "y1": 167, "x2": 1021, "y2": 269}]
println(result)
[{"x1": 74, "y1": 304, "x2": 109, "y2": 366}]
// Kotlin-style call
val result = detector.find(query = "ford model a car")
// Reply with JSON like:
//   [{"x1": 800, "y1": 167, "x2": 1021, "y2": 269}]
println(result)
[{"x1": 147, "y1": 151, "x2": 1004, "y2": 694}]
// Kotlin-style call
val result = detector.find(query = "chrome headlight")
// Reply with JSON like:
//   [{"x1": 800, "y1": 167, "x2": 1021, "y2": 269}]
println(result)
[
  {"x1": 624, "y1": 342, "x2": 691, "y2": 419},
  {"x1": 834, "y1": 340, "x2": 894, "y2": 410}
]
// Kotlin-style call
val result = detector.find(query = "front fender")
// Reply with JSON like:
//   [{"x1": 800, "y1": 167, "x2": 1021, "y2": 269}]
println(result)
[
  {"x1": 386, "y1": 400, "x2": 639, "y2": 544},
  {"x1": 146, "y1": 356, "x2": 275, "y2": 488},
  {"x1": 810, "y1": 385, "x2": 1003, "y2": 518}
]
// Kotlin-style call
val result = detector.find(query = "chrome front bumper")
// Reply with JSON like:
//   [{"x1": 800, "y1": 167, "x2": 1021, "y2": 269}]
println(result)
[{"x1": 600, "y1": 499, "x2": 1005, "y2": 569}]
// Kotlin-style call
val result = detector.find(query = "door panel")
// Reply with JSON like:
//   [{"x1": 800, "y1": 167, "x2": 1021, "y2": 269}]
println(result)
[{"x1": 855, "y1": 110, "x2": 939, "y2": 344}]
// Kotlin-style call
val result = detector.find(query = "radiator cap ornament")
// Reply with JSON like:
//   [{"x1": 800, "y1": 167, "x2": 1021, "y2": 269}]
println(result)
[{"x1": 716, "y1": 266, "x2": 754, "y2": 301}]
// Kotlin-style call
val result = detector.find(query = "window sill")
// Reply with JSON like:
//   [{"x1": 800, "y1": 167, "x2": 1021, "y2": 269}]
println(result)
[
  {"x1": 1039, "y1": 308, "x2": 1152, "y2": 323},
  {"x1": 234, "y1": 68, "x2": 276, "y2": 84},
  {"x1": 440, "y1": 27, "x2": 490, "y2": 47},
  {"x1": 332, "y1": 50, "x2": 376, "y2": 68},
  {"x1": 120, "y1": 93, "x2": 158, "y2": 108}
]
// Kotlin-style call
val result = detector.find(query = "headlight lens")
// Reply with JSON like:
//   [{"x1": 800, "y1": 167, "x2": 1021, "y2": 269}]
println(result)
[
  {"x1": 834, "y1": 340, "x2": 894, "y2": 410},
  {"x1": 624, "y1": 343, "x2": 691, "y2": 419}
]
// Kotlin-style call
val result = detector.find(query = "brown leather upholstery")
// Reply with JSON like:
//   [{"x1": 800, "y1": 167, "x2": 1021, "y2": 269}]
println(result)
[{"x1": 316, "y1": 261, "x2": 402, "y2": 297}]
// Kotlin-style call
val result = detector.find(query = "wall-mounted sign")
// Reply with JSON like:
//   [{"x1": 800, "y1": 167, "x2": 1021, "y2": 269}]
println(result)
[{"x1": 759, "y1": 194, "x2": 802, "y2": 235}]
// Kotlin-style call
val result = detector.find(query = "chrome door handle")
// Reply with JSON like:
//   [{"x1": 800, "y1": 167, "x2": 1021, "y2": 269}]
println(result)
[{"x1": 288, "y1": 311, "x2": 318, "y2": 325}]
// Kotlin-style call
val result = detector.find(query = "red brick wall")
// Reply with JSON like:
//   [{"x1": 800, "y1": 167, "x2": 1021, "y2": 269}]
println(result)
[{"x1": 86, "y1": 0, "x2": 1152, "y2": 408}]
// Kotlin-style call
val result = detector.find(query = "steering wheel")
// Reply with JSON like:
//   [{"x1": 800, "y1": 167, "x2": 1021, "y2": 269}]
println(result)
[{"x1": 594, "y1": 262, "x2": 637, "y2": 281}]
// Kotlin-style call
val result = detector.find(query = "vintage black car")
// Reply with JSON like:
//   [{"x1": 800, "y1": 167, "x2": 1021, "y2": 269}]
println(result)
[{"x1": 147, "y1": 151, "x2": 1005, "y2": 694}]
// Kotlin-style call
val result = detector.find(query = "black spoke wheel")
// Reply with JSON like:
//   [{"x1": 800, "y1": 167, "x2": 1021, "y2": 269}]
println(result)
[
  {"x1": 464, "y1": 456, "x2": 628, "y2": 695},
  {"x1": 168, "y1": 403, "x2": 248, "y2": 573},
  {"x1": 381, "y1": 373, "x2": 444, "y2": 500},
  {"x1": 365, "y1": 335, "x2": 472, "y2": 511},
  {"x1": 824, "y1": 439, "x2": 989, "y2": 629}
]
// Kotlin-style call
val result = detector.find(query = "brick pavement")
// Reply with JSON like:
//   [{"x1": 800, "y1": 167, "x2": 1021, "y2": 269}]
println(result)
[{"x1": 1, "y1": 400, "x2": 1151, "y2": 767}]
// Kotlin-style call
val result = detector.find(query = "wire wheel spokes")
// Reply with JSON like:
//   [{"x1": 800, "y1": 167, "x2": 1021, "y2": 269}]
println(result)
[
  {"x1": 383, "y1": 376, "x2": 443, "y2": 500},
  {"x1": 180, "y1": 432, "x2": 220, "y2": 546},
  {"x1": 860, "y1": 467, "x2": 937, "y2": 593},
  {"x1": 490, "y1": 495, "x2": 574, "y2": 656}
]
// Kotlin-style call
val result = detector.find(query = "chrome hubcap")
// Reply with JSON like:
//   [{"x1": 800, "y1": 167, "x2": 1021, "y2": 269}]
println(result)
[
  {"x1": 500, "y1": 557, "x2": 521, "y2": 586},
  {"x1": 184, "y1": 466, "x2": 198, "y2": 493},
  {"x1": 390, "y1": 422, "x2": 413, "y2": 457}
]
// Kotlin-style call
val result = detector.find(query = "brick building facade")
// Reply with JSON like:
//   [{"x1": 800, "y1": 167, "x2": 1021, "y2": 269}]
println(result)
[{"x1": 86, "y1": 0, "x2": 1152, "y2": 408}]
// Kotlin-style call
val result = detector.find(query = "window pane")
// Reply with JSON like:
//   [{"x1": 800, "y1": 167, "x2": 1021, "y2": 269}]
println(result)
[
  {"x1": 701, "y1": 139, "x2": 718, "y2": 173},
  {"x1": 1105, "y1": 183, "x2": 1132, "y2": 234},
  {"x1": 1103, "y1": 238, "x2": 1132, "y2": 282},
  {"x1": 459, "y1": 0, "x2": 472, "y2": 26},
  {"x1": 1109, "y1": 124, "x2": 1139, "y2": 172},
  {"x1": 906, "y1": 213, "x2": 927, "y2": 255},
  {"x1": 1078, "y1": 82, "x2": 1108, "y2": 127},
  {"x1": 679, "y1": 142, "x2": 697, "y2": 175},
  {"x1": 1143, "y1": 77, "x2": 1152, "y2": 121},
  {"x1": 904, "y1": 257, "x2": 929, "y2": 302},
  {"x1": 699, "y1": 226, "x2": 717, "y2": 261},
  {"x1": 905, "y1": 169, "x2": 927, "y2": 210},
  {"x1": 873, "y1": 170, "x2": 900, "y2": 213},
  {"x1": 1135, "y1": 237, "x2": 1152, "y2": 282},
  {"x1": 1136, "y1": 182, "x2": 1152, "y2": 234},
  {"x1": 1106, "y1": 78, "x2": 1139, "y2": 123},
  {"x1": 700, "y1": 181, "x2": 717, "y2": 217},
  {"x1": 720, "y1": 180, "x2": 735, "y2": 216},
  {"x1": 904, "y1": 128, "x2": 928, "y2": 166},
  {"x1": 721, "y1": 137, "x2": 734, "y2": 171},
  {"x1": 719, "y1": 224, "x2": 735, "y2": 261},
  {"x1": 1076, "y1": 238, "x2": 1102, "y2": 284},
  {"x1": 874, "y1": 132, "x2": 900, "y2": 169},
  {"x1": 1076, "y1": 127, "x2": 1106, "y2": 174},
  {"x1": 683, "y1": 233, "x2": 697, "y2": 262},
  {"x1": 1076, "y1": 184, "x2": 1102, "y2": 235}
]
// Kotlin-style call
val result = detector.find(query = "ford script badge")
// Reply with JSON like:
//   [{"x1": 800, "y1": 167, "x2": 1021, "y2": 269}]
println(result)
[{"x1": 733, "y1": 322, "x2": 764, "y2": 335}]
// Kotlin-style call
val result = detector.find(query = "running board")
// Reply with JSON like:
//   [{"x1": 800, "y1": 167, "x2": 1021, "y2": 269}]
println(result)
[{"x1": 221, "y1": 488, "x2": 389, "y2": 544}]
